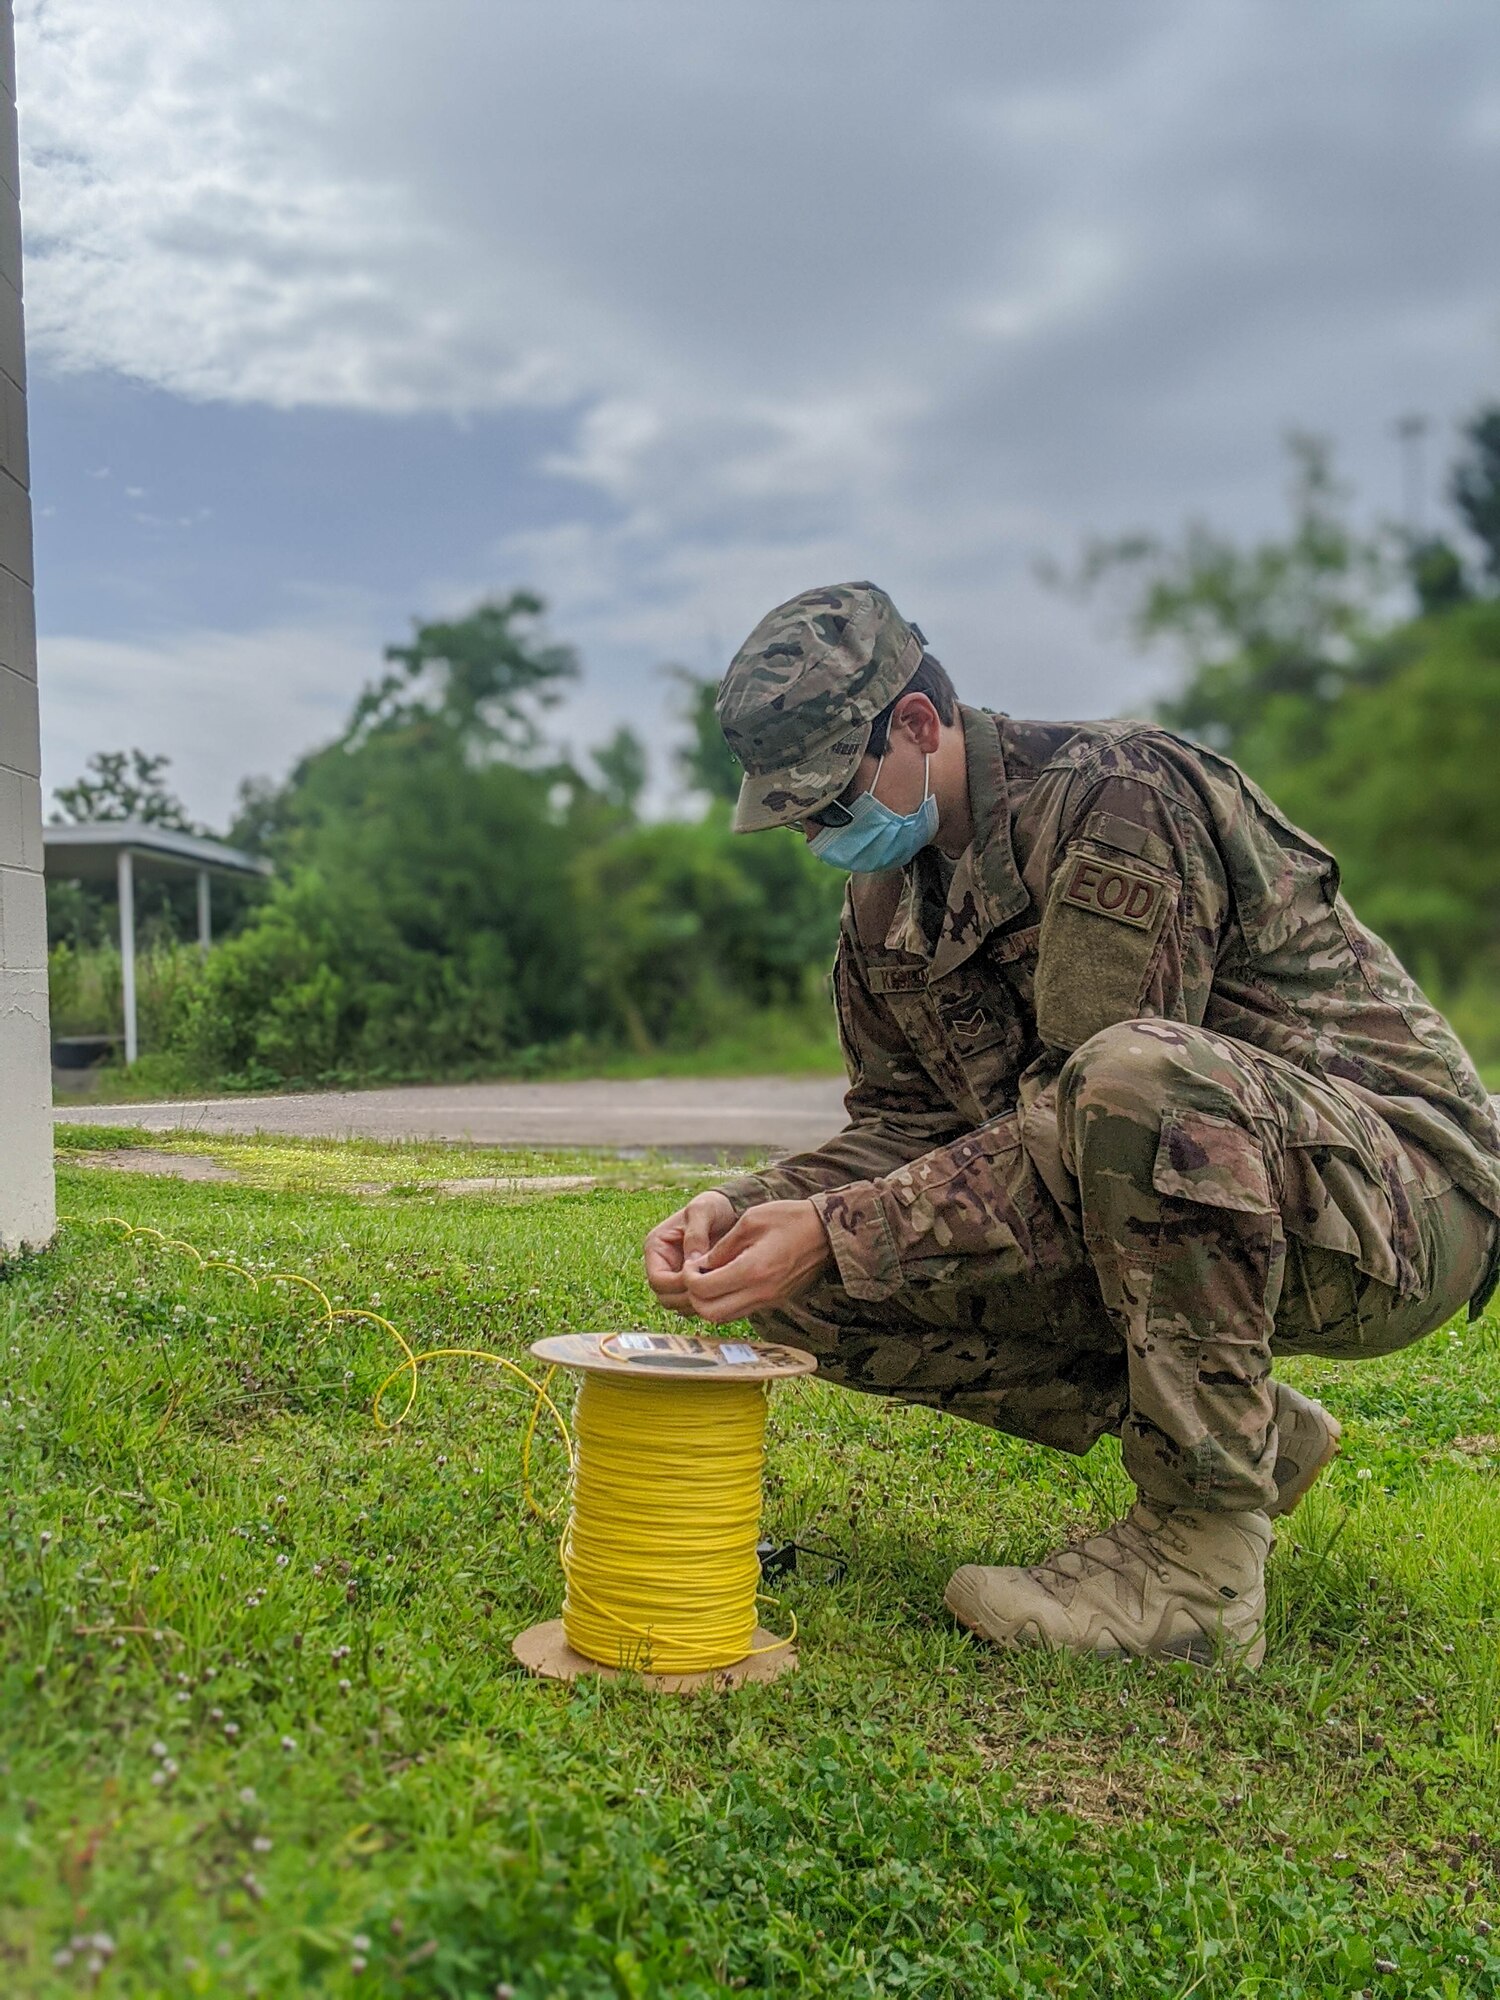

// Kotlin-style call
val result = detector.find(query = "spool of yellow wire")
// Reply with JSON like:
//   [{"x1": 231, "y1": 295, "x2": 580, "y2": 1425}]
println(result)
[
  {"x1": 513, "y1": 1330, "x2": 816, "y2": 1691},
  {"x1": 63, "y1": 1219, "x2": 811, "y2": 1685}
]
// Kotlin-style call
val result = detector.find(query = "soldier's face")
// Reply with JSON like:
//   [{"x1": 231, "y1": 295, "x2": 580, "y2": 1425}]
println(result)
[{"x1": 798, "y1": 725, "x2": 928, "y2": 843}]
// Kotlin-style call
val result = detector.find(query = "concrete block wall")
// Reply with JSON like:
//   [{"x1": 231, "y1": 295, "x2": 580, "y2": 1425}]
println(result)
[{"x1": 0, "y1": 0, "x2": 53, "y2": 1253}]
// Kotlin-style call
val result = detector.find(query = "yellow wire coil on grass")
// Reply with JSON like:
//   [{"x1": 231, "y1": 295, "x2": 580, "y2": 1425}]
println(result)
[
  {"x1": 561, "y1": 1370, "x2": 771, "y2": 1673},
  {"x1": 75, "y1": 1215, "x2": 573, "y2": 1516},
  {"x1": 65, "y1": 1214, "x2": 796, "y2": 1672}
]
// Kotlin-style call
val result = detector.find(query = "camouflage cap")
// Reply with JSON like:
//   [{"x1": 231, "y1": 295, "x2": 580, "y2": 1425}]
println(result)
[{"x1": 716, "y1": 582, "x2": 925, "y2": 833}]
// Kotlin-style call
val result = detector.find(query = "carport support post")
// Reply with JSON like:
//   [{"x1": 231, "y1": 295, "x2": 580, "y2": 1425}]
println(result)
[
  {"x1": 0, "y1": 0, "x2": 54, "y2": 1252},
  {"x1": 197, "y1": 866, "x2": 211, "y2": 953},
  {"x1": 117, "y1": 846, "x2": 137, "y2": 1065}
]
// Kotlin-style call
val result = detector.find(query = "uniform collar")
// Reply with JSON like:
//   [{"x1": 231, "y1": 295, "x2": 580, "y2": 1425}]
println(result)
[{"x1": 884, "y1": 705, "x2": 1029, "y2": 976}]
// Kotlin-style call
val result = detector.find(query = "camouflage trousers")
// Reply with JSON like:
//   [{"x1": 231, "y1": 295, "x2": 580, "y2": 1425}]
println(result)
[{"x1": 754, "y1": 1020, "x2": 1498, "y2": 1512}]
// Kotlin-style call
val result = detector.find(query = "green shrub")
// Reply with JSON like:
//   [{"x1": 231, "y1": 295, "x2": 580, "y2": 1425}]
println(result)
[{"x1": 47, "y1": 937, "x2": 204, "y2": 1052}]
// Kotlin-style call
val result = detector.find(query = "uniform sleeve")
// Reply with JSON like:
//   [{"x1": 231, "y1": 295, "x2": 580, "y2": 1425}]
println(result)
[
  {"x1": 1030, "y1": 768, "x2": 1228, "y2": 1051},
  {"x1": 714, "y1": 938, "x2": 964, "y2": 1213},
  {"x1": 806, "y1": 765, "x2": 1232, "y2": 1301}
]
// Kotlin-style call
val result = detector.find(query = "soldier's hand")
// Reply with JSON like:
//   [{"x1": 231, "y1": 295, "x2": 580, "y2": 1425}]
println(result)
[
  {"x1": 643, "y1": 1191, "x2": 739, "y2": 1316},
  {"x1": 680, "y1": 1200, "x2": 832, "y2": 1324}
]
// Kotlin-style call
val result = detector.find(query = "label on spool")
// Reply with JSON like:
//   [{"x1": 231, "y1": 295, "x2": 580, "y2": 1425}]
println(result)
[
  {"x1": 608, "y1": 1332, "x2": 770, "y2": 1369},
  {"x1": 530, "y1": 1330, "x2": 818, "y2": 1380}
]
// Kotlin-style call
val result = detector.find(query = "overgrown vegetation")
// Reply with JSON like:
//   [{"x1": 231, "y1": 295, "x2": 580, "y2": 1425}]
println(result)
[
  {"x1": 1, "y1": 1145, "x2": 1496, "y2": 1995},
  {"x1": 47, "y1": 403, "x2": 1500, "y2": 1088},
  {"x1": 50, "y1": 594, "x2": 843, "y2": 1091}
]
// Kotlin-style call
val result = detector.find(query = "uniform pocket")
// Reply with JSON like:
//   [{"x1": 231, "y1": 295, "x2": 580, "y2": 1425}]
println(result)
[
  {"x1": 1036, "y1": 841, "x2": 1177, "y2": 1051},
  {"x1": 1273, "y1": 1235, "x2": 1364, "y2": 1355},
  {"x1": 1276, "y1": 1093, "x2": 1428, "y2": 1296},
  {"x1": 1151, "y1": 1108, "x2": 1275, "y2": 1214}
]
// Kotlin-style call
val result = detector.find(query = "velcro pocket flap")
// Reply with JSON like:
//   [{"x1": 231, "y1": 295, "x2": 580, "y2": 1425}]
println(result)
[
  {"x1": 1276, "y1": 1095, "x2": 1416, "y2": 1293},
  {"x1": 1152, "y1": 1109, "x2": 1275, "y2": 1215},
  {"x1": 1083, "y1": 809, "x2": 1172, "y2": 871},
  {"x1": 1036, "y1": 843, "x2": 1177, "y2": 1051}
]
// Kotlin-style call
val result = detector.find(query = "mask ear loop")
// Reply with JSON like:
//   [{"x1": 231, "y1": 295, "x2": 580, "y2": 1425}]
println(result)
[{"x1": 866, "y1": 747, "x2": 929, "y2": 815}]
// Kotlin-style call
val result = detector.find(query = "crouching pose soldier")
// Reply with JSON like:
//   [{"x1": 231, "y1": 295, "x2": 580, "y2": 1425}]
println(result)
[{"x1": 643, "y1": 582, "x2": 1500, "y2": 1668}]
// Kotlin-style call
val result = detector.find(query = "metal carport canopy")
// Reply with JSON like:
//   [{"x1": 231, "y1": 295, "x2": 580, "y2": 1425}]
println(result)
[{"x1": 43, "y1": 822, "x2": 272, "y2": 1065}]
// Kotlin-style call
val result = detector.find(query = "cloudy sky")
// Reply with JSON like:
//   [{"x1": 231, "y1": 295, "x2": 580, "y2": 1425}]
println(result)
[{"x1": 17, "y1": 0, "x2": 1500, "y2": 826}]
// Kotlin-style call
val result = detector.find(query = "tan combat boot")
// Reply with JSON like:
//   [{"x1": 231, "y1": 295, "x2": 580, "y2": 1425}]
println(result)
[
  {"x1": 944, "y1": 1501, "x2": 1271, "y2": 1668},
  {"x1": 1269, "y1": 1382, "x2": 1341, "y2": 1519}
]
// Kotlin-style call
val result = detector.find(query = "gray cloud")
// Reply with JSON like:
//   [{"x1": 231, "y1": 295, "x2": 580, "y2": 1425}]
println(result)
[{"x1": 17, "y1": 0, "x2": 1500, "y2": 816}]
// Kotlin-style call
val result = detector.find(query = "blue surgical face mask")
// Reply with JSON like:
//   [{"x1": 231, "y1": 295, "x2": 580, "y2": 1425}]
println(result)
[{"x1": 809, "y1": 752, "x2": 939, "y2": 872}]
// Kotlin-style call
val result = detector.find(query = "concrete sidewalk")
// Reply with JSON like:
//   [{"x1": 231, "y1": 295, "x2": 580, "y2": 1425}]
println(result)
[{"x1": 52, "y1": 1074, "x2": 848, "y2": 1158}]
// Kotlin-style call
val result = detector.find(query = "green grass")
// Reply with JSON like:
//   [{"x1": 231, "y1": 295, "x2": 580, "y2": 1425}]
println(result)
[
  {"x1": 52, "y1": 1125, "x2": 738, "y2": 1196},
  {"x1": 2, "y1": 1142, "x2": 1498, "y2": 1997}
]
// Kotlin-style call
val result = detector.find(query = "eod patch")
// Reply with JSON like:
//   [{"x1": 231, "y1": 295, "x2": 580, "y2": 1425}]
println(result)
[{"x1": 1058, "y1": 856, "x2": 1165, "y2": 930}]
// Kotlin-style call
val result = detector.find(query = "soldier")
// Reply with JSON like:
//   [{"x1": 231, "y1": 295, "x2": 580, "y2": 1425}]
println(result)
[{"x1": 643, "y1": 581, "x2": 1500, "y2": 1668}]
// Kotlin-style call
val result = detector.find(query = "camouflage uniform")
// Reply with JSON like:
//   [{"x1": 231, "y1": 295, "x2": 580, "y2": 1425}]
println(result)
[{"x1": 717, "y1": 700, "x2": 1500, "y2": 1514}]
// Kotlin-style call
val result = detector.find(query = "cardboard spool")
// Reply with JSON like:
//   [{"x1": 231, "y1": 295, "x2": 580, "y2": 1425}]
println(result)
[{"x1": 513, "y1": 1330, "x2": 815, "y2": 1690}]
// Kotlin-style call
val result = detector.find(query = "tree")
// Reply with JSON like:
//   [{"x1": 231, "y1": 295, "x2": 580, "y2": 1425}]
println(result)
[
  {"x1": 157, "y1": 593, "x2": 850, "y2": 1083},
  {"x1": 572, "y1": 813, "x2": 842, "y2": 1053},
  {"x1": 1266, "y1": 601, "x2": 1500, "y2": 987},
  {"x1": 347, "y1": 591, "x2": 579, "y2": 755},
  {"x1": 667, "y1": 666, "x2": 742, "y2": 805},
  {"x1": 1450, "y1": 405, "x2": 1500, "y2": 586},
  {"x1": 1406, "y1": 535, "x2": 1471, "y2": 617},
  {"x1": 53, "y1": 749, "x2": 197, "y2": 830},
  {"x1": 227, "y1": 772, "x2": 298, "y2": 858},
  {"x1": 591, "y1": 726, "x2": 649, "y2": 818},
  {"x1": 1061, "y1": 435, "x2": 1394, "y2": 757},
  {"x1": 179, "y1": 733, "x2": 587, "y2": 1084}
]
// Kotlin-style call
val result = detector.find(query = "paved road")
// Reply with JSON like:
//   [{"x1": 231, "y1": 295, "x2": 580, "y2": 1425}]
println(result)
[{"x1": 53, "y1": 1075, "x2": 848, "y2": 1157}]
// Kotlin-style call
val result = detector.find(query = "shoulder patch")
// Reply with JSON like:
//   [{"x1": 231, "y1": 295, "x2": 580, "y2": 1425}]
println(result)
[
  {"x1": 1082, "y1": 809, "x2": 1172, "y2": 871},
  {"x1": 1059, "y1": 855, "x2": 1165, "y2": 931}
]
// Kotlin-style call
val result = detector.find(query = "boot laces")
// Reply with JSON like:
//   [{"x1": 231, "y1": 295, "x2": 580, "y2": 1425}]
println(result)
[{"x1": 1037, "y1": 1504, "x2": 1185, "y2": 1590}]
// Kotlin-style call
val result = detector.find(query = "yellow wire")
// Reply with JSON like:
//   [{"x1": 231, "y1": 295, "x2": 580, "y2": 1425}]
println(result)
[
  {"x1": 561, "y1": 1371, "x2": 793, "y2": 1674},
  {"x1": 65, "y1": 1214, "x2": 797, "y2": 1667},
  {"x1": 78, "y1": 1217, "x2": 573, "y2": 1512},
  {"x1": 266, "y1": 1271, "x2": 333, "y2": 1319}
]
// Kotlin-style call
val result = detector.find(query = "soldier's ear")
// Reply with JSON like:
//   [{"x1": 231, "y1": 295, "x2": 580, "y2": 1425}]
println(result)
[{"x1": 892, "y1": 691, "x2": 942, "y2": 753}]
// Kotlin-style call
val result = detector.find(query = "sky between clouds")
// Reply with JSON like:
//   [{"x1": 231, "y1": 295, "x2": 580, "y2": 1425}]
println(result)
[{"x1": 16, "y1": 0, "x2": 1500, "y2": 826}]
